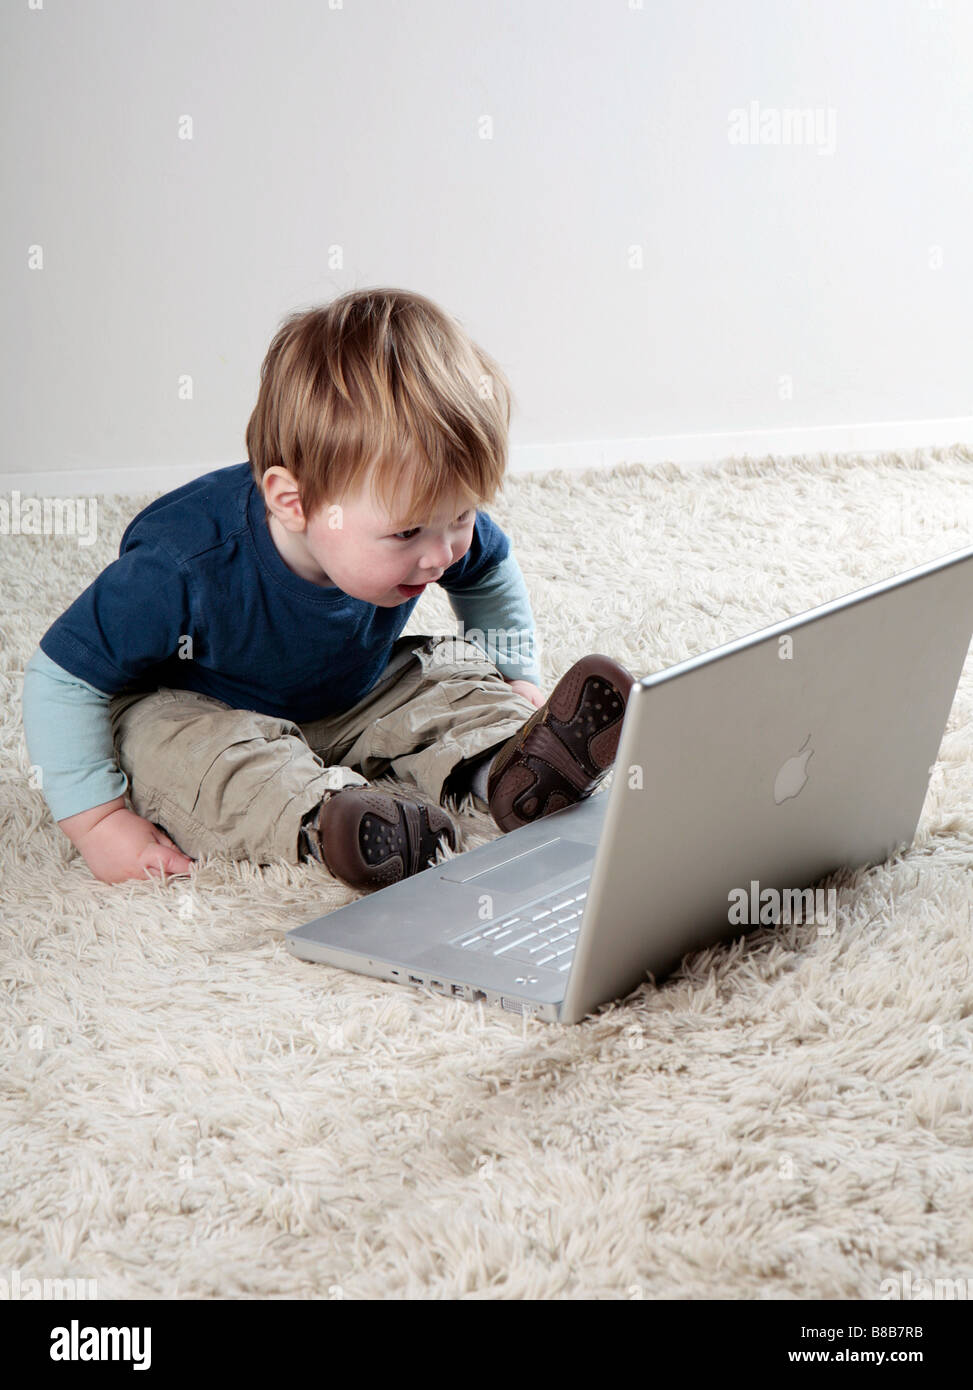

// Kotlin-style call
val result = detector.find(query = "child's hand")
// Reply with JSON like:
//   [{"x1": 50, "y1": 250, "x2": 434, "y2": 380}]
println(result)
[
  {"x1": 504, "y1": 677, "x2": 545, "y2": 708},
  {"x1": 74, "y1": 806, "x2": 195, "y2": 884}
]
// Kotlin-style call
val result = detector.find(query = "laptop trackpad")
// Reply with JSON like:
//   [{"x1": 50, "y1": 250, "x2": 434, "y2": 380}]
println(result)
[{"x1": 439, "y1": 837, "x2": 591, "y2": 893}]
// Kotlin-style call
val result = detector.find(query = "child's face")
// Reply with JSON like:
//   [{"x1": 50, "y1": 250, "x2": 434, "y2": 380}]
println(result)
[{"x1": 264, "y1": 466, "x2": 477, "y2": 606}]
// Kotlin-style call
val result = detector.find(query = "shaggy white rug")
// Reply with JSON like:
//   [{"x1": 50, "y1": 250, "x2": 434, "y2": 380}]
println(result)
[{"x1": 3, "y1": 444, "x2": 973, "y2": 1300}]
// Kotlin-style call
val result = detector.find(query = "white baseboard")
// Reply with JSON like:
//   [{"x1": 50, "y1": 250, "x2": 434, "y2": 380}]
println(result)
[
  {"x1": 3, "y1": 416, "x2": 972, "y2": 497},
  {"x1": 507, "y1": 415, "x2": 973, "y2": 477}
]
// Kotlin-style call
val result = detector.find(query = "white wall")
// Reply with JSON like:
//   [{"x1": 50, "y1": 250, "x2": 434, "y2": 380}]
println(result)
[{"x1": 3, "y1": 0, "x2": 972, "y2": 495}]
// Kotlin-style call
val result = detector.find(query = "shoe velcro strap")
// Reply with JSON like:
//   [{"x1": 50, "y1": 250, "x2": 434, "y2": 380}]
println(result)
[
  {"x1": 522, "y1": 723, "x2": 594, "y2": 792},
  {"x1": 400, "y1": 800, "x2": 423, "y2": 877}
]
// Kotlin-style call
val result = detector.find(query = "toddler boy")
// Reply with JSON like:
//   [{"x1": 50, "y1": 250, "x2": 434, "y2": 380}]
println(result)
[{"x1": 22, "y1": 288, "x2": 634, "y2": 888}]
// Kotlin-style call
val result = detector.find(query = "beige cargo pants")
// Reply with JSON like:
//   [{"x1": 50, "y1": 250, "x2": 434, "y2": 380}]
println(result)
[{"x1": 107, "y1": 633, "x2": 539, "y2": 866}]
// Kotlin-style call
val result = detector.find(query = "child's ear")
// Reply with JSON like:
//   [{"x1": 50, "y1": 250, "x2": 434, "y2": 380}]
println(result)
[{"x1": 263, "y1": 467, "x2": 315, "y2": 530}]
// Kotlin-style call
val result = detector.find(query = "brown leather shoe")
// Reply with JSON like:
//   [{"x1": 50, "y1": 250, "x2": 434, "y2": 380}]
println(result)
[
  {"x1": 487, "y1": 654, "x2": 636, "y2": 832},
  {"x1": 307, "y1": 785, "x2": 458, "y2": 890}
]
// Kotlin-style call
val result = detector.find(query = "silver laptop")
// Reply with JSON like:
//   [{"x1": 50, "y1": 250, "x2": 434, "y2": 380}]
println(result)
[{"x1": 286, "y1": 543, "x2": 973, "y2": 1024}]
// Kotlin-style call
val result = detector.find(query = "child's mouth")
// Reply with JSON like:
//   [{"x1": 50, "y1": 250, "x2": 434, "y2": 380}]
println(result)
[{"x1": 397, "y1": 582, "x2": 428, "y2": 597}]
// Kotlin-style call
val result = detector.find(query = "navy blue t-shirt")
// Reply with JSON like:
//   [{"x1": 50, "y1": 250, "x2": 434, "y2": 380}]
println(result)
[{"x1": 38, "y1": 462, "x2": 510, "y2": 722}]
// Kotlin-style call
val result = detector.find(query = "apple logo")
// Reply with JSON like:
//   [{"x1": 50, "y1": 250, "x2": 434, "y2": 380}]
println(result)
[{"x1": 774, "y1": 734, "x2": 814, "y2": 805}]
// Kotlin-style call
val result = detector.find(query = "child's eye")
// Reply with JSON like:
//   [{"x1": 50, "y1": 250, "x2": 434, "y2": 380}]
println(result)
[{"x1": 394, "y1": 511, "x2": 473, "y2": 541}]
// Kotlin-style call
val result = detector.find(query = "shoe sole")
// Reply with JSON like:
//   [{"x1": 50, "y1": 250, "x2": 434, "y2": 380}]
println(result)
[
  {"x1": 487, "y1": 654, "x2": 635, "y2": 832},
  {"x1": 316, "y1": 787, "x2": 458, "y2": 890}
]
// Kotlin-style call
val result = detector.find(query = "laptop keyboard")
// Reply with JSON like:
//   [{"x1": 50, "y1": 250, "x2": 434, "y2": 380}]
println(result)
[{"x1": 451, "y1": 875, "x2": 591, "y2": 973}]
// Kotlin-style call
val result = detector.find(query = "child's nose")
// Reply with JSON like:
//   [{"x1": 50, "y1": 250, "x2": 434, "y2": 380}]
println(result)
[{"x1": 421, "y1": 538, "x2": 454, "y2": 572}]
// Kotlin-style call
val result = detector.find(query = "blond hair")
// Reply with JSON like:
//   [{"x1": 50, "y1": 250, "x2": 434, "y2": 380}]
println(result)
[{"x1": 245, "y1": 287, "x2": 514, "y2": 525}]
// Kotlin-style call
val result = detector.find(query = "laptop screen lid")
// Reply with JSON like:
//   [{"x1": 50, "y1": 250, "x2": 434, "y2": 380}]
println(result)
[{"x1": 558, "y1": 544, "x2": 973, "y2": 1025}]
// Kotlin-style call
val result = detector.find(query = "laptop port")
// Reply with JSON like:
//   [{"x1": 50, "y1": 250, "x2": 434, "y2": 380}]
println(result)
[
  {"x1": 451, "y1": 984, "x2": 465, "y2": 997},
  {"x1": 408, "y1": 975, "x2": 423, "y2": 985}
]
